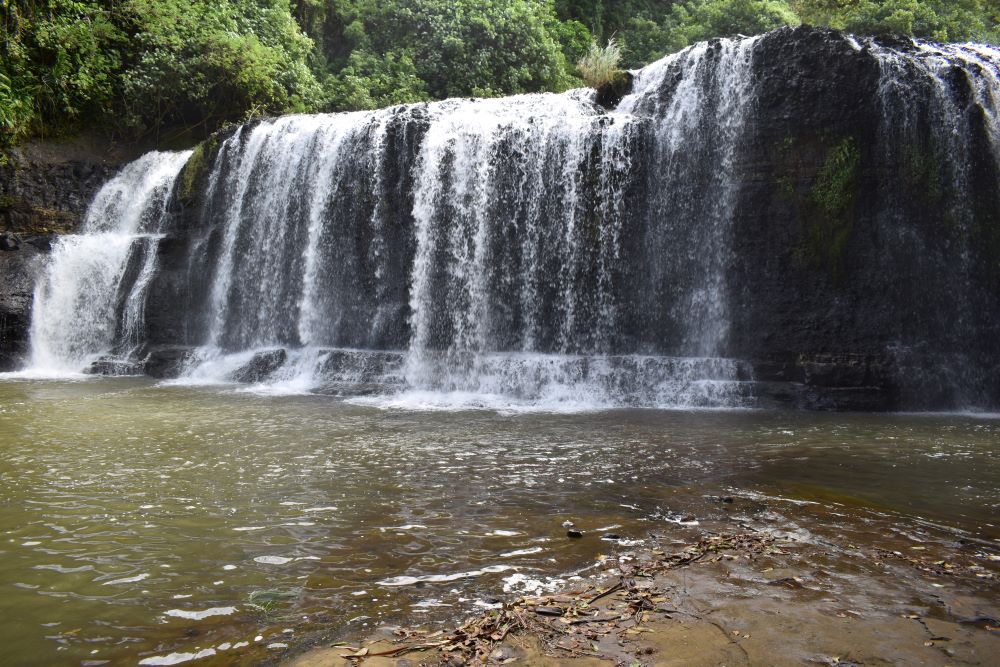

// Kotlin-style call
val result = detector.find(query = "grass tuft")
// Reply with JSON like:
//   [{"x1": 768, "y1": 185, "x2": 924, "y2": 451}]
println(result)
[{"x1": 578, "y1": 39, "x2": 624, "y2": 89}]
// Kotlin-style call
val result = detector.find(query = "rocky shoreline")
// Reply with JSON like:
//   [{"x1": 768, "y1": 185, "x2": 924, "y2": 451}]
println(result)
[{"x1": 277, "y1": 493, "x2": 1000, "y2": 666}]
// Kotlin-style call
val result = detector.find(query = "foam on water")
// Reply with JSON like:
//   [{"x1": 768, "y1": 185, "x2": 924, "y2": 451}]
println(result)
[
  {"x1": 378, "y1": 565, "x2": 516, "y2": 587},
  {"x1": 164, "y1": 607, "x2": 237, "y2": 620},
  {"x1": 139, "y1": 649, "x2": 218, "y2": 666}
]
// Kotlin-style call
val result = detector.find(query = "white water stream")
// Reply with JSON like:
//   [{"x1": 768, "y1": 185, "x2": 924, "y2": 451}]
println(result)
[{"x1": 27, "y1": 151, "x2": 192, "y2": 374}]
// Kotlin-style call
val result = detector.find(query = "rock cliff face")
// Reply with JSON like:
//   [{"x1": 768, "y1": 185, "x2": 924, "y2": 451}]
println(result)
[
  {"x1": 725, "y1": 28, "x2": 1000, "y2": 409},
  {"x1": 4, "y1": 27, "x2": 999, "y2": 410}
]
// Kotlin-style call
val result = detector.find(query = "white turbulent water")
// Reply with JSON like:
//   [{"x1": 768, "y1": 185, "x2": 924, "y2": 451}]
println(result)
[
  {"x1": 870, "y1": 40, "x2": 1000, "y2": 218},
  {"x1": 402, "y1": 92, "x2": 641, "y2": 394},
  {"x1": 165, "y1": 40, "x2": 764, "y2": 410},
  {"x1": 27, "y1": 152, "x2": 192, "y2": 374},
  {"x1": 621, "y1": 37, "x2": 760, "y2": 357},
  {"x1": 202, "y1": 112, "x2": 395, "y2": 351}
]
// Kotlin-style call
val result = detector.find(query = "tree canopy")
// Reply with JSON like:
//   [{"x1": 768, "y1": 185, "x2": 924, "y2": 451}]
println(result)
[{"x1": 1, "y1": 0, "x2": 997, "y2": 146}]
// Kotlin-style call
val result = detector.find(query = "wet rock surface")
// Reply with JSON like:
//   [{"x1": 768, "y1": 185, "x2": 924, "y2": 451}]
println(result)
[
  {"x1": 729, "y1": 28, "x2": 1000, "y2": 410},
  {"x1": 0, "y1": 242, "x2": 43, "y2": 370},
  {"x1": 0, "y1": 141, "x2": 120, "y2": 235},
  {"x1": 230, "y1": 348, "x2": 289, "y2": 383},
  {"x1": 143, "y1": 345, "x2": 197, "y2": 378}
]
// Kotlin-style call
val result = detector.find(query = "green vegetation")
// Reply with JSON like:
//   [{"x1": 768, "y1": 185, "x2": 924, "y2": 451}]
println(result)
[
  {"x1": 777, "y1": 133, "x2": 864, "y2": 277},
  {"x1": 1, "y1": 0, "x2": 319, "y2": 144},
  {"x1": 797, "y1": 136, "x2": 862, "y2": 276},
  {"x1": 901, "y1": 143, "x2": 944, "y2": 208},
  {"x1": 577, "y1": 38, "x2": 624, "y2": 88},
  {"x1": 312, "y1": 0, "x2": 582, "y2": 110},
  {"x1": 2, "y1": 1, "x2": 997, "y2": 146},
  {"x1": 811, "y1": 137, "x2": 861, "y2": 221},
  {"x1": 177, "y1": 135, "x2": 220, "y2": 204}
]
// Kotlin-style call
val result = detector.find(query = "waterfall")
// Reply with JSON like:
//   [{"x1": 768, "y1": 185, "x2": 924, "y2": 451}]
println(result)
[
  {"x1": 622, "y1": 37, "x2": 760, "y2": 357},
  {"x1": 167, "y1": 46, "x2": 760, "y2": 408},
  {"x1": 400, "y1": 92, "x2": 644, "y2": 401},
  {"x1": 866, "y1": 40, "x2": 1000, "y2": 406},
  {"x1": 17, "y1": 30, "x2": 1000, "y2": 410},
  {"x1": 27, "y1": 151, "x2": 192, "y2": 374}
]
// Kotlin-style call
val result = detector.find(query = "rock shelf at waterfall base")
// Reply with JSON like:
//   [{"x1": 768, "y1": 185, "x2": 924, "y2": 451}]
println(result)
[{"x1": 282, "y1": 494, "x2": 1000, "y2": 667}]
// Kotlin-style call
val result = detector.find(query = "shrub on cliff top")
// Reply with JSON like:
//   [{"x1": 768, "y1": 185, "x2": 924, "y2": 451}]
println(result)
[{"x1": 578, "y1": 38, "x2": 624, "y2": 89}]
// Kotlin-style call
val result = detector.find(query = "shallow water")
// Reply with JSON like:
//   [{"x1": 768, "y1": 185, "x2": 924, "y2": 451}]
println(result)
[{"x1": 0, "y1": 377, "x2": 997, "y2": 666}]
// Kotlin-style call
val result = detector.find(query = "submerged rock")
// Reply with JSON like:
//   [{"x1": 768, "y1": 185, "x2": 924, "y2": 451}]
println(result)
[
  {"x1": 0, "y1": 233, "x2": 20, "y2": 251},
  {"x1": 88, "y1": 357, "x2": 144, "y2": 376},
  {"x1": 229, "y1": 349, "x2": 287, "y2": 383},
  {"x1": 143, "y1": 346, "x2": 197, "y2": 379}
]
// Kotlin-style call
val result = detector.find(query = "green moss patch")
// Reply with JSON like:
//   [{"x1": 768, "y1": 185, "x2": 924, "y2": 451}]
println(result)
[
  {"x1": 177, "y1": 136, "x2": 218, "y2": 205},
  {"x1": 779, "y1": 134, "x2": 862, "y2": 279}
]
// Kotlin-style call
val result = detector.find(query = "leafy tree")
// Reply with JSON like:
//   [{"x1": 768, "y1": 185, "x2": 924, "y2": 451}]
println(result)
[
  {"x1": 618, "y1": 17, "x2": 671, "y2": 68},
  {"x1": 2, "y1": 0, "x2": 997, "y2": 147},
  {"x1": 838, "y1": 0, "x2": 998, "y2": 43},
  {"x1": 121, "y1": 0, "x2": 320, "y2": 135},
  {"x1": 1, "y1": 1, "x2": 125, "y2": 142},
  {"x1": 0, "y1": 0, "x2": 319, "y2": 145},
  {"x1": 661, "y1": 0, "x2": 801, "y2": 50},
  {"x1": 321, "y1": 0, "x2": 578, "y2": 110},
  {"x1": 321, "y1": 50, "x2": 428, "y2": 110}
]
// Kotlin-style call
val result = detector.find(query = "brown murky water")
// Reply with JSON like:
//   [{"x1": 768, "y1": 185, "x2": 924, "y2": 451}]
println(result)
[{"x1": 0, "y1": 377, "x2": 997, "y2": 666}]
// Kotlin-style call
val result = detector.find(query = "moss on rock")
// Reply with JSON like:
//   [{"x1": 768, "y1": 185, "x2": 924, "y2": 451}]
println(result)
[
  {"x1": 779, "y1": 134, "x2": 862, "y2": 278},
  {"x1": 177, "y1": 136, "x2": 218, "y2": 205},
  {"x1": 805, "y1": 136, "x2": 861, "y2": 273}
]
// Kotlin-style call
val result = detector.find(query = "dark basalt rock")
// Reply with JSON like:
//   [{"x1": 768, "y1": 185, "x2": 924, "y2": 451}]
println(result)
[
  {"x1": 229, "y1": 348, "x2": 287, "y2": 383},
  {"x1": 87, "y1": 357, "x2": 145, "y2": 376},
  {"x1": 594, "y1": 71, "x2": 634, "y2": 109},
  {"x1": 725, "y1": 27, "x2": 1000, "y2": 410},
  {"x1": 0, "y1": 144, "x2": 118, "y2": 235},
  {"x1": 0, "y1": 240, "x2": 42, "y2": 370},
  {"x1": 144, "y1": 346, "x2": 197, "y2": 379},
  {"x1": 0, "y1": 233, "x2": 20, "y2": 251}
]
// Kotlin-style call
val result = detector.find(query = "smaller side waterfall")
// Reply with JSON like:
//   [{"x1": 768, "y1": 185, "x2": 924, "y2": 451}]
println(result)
[
  {"x1": 622, "y1": 36, "x2": 760, "y2": 357},
  {"x1": 27, "y1": 151, "x2": 192, "y2": 374},
  {"x1": 866, "y1": 40, "x2": 1000, "y2": 406}
]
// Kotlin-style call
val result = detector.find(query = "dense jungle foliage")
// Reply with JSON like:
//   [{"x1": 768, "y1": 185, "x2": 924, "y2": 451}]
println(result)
[{"x1": 2, "y1": 0, "x2": 998, "y2": 146}]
